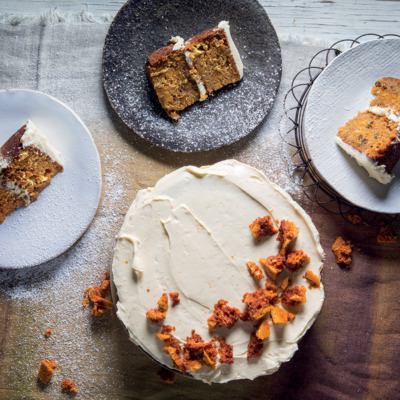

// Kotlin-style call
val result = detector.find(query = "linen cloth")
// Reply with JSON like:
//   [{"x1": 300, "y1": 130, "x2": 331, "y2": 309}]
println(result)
[{"x1": 0, "y1": 20, "x2": 399, "y2": 400}]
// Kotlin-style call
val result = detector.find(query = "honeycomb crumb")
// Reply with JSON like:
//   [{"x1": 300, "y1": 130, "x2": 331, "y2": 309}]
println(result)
[
  {"x1": 170, "y1": 292, "x2": 180, "y2": 307},
  {"x1": 216, "y1": 337, "x2": 234, "y2": 364},
  {"x1": 38, "y1": 360, "x2": 57, "y2": 384},
  {"x1": 82, "y1": 272, "x2": 114, "y2": 316},
  {"x1": 347, "y1": 213, "x2": 363, "y2": 224},
  {"x1": 332, "y1": 237, "x2": 353, "y2": 265},
  {"x1": 157, "y1": 368, "x2": 176, "y2": 384},
  {"x1": 249, "y1": 215, "x2": 278, "y2": 241},
  {"x1": 303, "y1": 269, "x2": 321, "y2": 288},
  {"x1": 247, "y1": 333, "x2": 264, "y2": 359},
  {"x1": 146, "y1": 293, "x2": 169, "y2": 322},
  {"x1": 285, "y1": 250, "x2": 310, "y2": 273},
  {"x1": 377, "y1": 224, "x2": 397, "y2": 243},
  {"x1": 207, "y1": 299, "x2": 241, "y2": 330},
  {"x1": 246, "y1": 261, "x2": 264, "y2": 280},
  {"x1": 61, "y1": 379, "x2": 77, "y2": 393},
  {"x1": 255, "y1": 319, "x2": 270, "y2": 340},
  {"x1": 242, "y1": 289, "x2": 271, "y2": 321},
  {"x1": 44, "y1": 329, "x2": 52, "y2": 338},
  {"x1": 277, "y1": 220, "x2": 299, "y2": 255},
  {"x1": 270, "y1": 305, "x2": 295, "y2": 325},
  {"x1": 281, "y1": 286, "x2": 307, "y2": 307},
  {"x1": 259, "y1": 255, "x2": 285, "y2": 280}
]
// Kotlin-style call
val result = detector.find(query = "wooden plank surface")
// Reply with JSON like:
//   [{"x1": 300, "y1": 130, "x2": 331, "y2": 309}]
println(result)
[{"x1": 0, "y1": 0, "x2": 399, "y2": 40}]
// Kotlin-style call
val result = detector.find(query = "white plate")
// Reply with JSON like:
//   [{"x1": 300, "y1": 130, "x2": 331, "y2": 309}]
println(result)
[
  {"x1": 305, "y1": 38, "x2": 400, "y2": 213},
  {"x1": 0, "y1": 89, "x2": 102, "y2": 268}
]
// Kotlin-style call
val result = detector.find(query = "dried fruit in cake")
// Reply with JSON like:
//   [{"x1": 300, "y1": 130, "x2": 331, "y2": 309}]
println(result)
[
  {"x1": 146, "y1": 21, "x2": 243, "y2": 120},
  {"x1": 332, "y1": 236, "x2": 353, "y2": 265},
  {"x1": 38, "y1": 360, "x2": 57, "y2": 384},
  {"x1": 249, "y1": 215, "x2": 278, "y2": 241},
  {"x1": 336, "y1": 77, "x2": 400, "y2": 184},
  {"x1": 0, "y1": 120, "x2": 63, "y2": 224}
]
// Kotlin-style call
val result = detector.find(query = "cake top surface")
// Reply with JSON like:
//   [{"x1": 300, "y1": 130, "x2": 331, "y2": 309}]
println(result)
[{"x1": 112, "y1": 160, "x2": 324, "y2": 383}]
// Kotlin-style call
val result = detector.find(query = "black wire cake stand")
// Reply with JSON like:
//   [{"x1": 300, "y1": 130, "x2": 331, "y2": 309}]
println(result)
[{"x1": 281, "y1": 33, "x2": 400, "y2": 226}]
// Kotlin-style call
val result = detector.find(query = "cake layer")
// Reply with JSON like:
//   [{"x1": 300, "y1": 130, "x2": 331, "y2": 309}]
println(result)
[
  {"x1": 370, "y1": 77, "x2": 400, "y2": 116},
  {"x1": 146, "y1": 44, "x2": 200, "y2": 120},
  {"x1": 185, "y1": 21, "x2": 242, "y2": 94},
  {"x1": 112, "y1": 160, "x2": 324, "y2": 383}
]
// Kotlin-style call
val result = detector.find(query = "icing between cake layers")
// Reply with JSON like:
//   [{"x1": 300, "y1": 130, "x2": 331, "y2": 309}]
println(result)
[{"x1": 112, "y1": 160, "x2": 325, "y2": 383}]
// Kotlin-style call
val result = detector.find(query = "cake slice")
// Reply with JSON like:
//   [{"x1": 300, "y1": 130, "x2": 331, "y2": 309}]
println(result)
[
  {"x1": 146, "y1": 21, "x2": 243, "y2": 120},
  {"x1": 0, "y1": 120, "x2": 63, "y2": 223},
  {"x1": 185, "y1": 21, "x2": 243, "y2": 95},
  {"x1": 336, "y1": 77, "x2": 400, "y2": 184},
  {"x1": 146, "y1": 37, "x2": 201, "y2": 120}
]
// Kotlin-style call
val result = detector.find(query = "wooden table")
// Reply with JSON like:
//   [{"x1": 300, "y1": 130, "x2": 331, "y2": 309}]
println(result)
[{"x1": 1, "y1": 1, "x2": 400, "y2": 399}]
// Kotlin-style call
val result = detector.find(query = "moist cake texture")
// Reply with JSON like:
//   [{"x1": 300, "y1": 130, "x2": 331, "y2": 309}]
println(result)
[
  {"x1": 112, "y1": 160, "x2": 324, "y2": 383},
  {"x1": 146, "y1": 21, "x2": 243, "y2": 120},
  {"x1": 0, "y1": 120, "x2": 63, "y2": 223},
  {"x1": 336, "y1": 77, "x2": 400, "y2": 184}
]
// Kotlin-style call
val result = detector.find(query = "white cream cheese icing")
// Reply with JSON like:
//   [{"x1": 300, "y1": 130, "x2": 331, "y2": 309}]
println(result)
[
  {"x1": 112, "y1": 160, "x2": 324, "y2": 384},
  {"x1": 217, "y1": 21, "x2": 243, "y2": 79},
  {"x1": 368, "y1": 106, "x2": 400, "y2": 125},
  {"x1": 21, "y1": 120, "x2": 63, "y2": 165},
  {"x1": 169, "y1": 36, "x2": 185, "y2": 51},
  {"x1": 336, "y1": 136, "x2": 394, "y2": 184}
]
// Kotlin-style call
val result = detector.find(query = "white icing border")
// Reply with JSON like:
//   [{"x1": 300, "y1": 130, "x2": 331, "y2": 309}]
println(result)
[
  {"x1": 218, "y1": 21, "x2": 243, "y2": 79},
  {"x1": 335, "y1": 136, "x2": 394, "y2": 184}
]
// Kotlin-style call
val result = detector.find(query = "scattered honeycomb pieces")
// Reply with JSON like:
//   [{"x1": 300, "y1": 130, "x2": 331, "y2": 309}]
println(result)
[
  {"x1": 246, "y1": 261, "x2": 264, "y2": 280},
  {"x1": 83, "y1": 272, "x2": 114, "y2": 316},
  {"x1": 207, "y1": 300, "x2": 241, "y2": 330},
  {"x1": 281, "y1": 286, "x2": 307, "y2": 307},
  {"x1": 332, "y1": 236, "x2": 353, "y2": 265}
]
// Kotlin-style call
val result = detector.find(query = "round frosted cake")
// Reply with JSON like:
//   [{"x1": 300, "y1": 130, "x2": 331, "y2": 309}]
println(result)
[{"x1": 112, "y1": 160, "x2": 324, "y2": 383}]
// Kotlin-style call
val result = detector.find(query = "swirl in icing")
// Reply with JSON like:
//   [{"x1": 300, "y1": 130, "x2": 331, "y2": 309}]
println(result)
[{"x1": 112, "y1": 160, "x2": 324, "y2": 383}]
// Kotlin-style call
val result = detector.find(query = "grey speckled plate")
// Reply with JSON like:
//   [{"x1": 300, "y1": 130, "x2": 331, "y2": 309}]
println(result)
[{"x1": 102, "y1": 0, "x2": 281, "y2": 152}]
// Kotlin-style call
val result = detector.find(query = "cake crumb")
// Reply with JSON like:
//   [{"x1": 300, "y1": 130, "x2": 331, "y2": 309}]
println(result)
[
  {"x1": 247, "y1": 333, "x2": 264, "y2": 359},
  {"x1": 270, "y1": 305, "x2": 295, "y2": 325},
  {"x1": 61, "y1": 379, "x2": 77, "y2": 393},
  {"x1": 170, "y1": 292, "x2": 180, "y2": 307},
  {"x1": 285, "y1": 250, "x2": 310, "y2": 273},
  {"x1": 215, "y1": 337, "x2": 234, "y2": 364},
  {"x1": 246, "y1": 261, "x2": 264, "y2": 280},
  {"x1": 83, "y1": 272, "x2": 114, "y2": 316},
  {"x1": 249, "y1": 216, "x2": 278, "y2": 241},
  {"x1": 259, "y1": 255, "x2": 285, "y2": 280},
  {"x1": 157, "y1": 368, "x2": 175, "y2": 384},
  {"x1": 303, "y1": 270, "x2": 321, "y2": 288},
  {"x1": 38, "y1": 360, "x2": 57, "y2": 384},
  {"x1": 255, "y1": 319, "x2": 270, "y2": 340},
  {"x1": 281, "y1": 286, "x2": 306, "y2": 307},
  {"x1": 208, "y1": 299, "x2": 241, "y2": 330},
  {"x1": 377, "y1": 224, "x2": 397, "y2": 243},
  {"x1": 332, "y1": 237, "x2": 353, "y2": 265}
]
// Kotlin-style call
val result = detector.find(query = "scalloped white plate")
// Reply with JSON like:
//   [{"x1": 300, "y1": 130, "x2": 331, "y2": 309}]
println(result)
[
  {"x1": 0, "y1": 89, "x2": 102, "y2": 268},
  {"x1": 305, "y1": 39, "x2": 400, "y2": 213}
]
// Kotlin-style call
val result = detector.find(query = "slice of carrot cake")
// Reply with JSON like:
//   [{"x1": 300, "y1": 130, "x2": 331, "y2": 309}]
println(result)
[
  {"x1": 0, "y1": 120, "x2": 63, "y2": 223},
  {"x1": 146, "y1": 21, "x2": 243, "y2": 120},
  {"x1": 336, "y1": 77, "x2": 400, "y2": 184}
]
